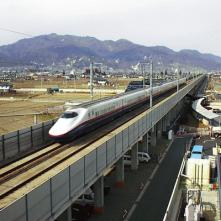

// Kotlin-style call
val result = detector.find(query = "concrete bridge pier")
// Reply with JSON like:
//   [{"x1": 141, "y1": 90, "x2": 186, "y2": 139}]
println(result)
[
  {"x1": 115, "y1": 157, "x2": 124, "y2": 187},
  {"x1": 57, "y1": 206, "x2": 72, "y2": 221},
  {"x1": 178, "y1": 100, "x2": 184, "y2": 114},
  {"x1": 148, "y1": 126, "x2": 157, "y2": 156},
  {"x1": 150, "y1": 125, "x2": 157, "y2": 147},
  {"x1": 138, "y1": 133, "x2": 149, "y2": 153},
  {"x1": 94, "y1": 176, "x2": 104, "y2": 214},
  {"x1": 157, "y1": 120, "x2": 162, "y2": 138},
  {"x1": 174, "y1": 104, "x2": 179, "y2": 118},
  {"x1": 171, "y1": 107, "x2": 176, "y2": 122},
  {"x1": 162, "y1": 116, "x2": 168, "y2": 133},
  {"x1": 131, "y1": 143, "x2": 139, "y2": 170},
  {"x1": 166, "y1": 112, "x2": 172, "y2": 129},
  {"x1": 162, "y1": 110, "x2": 174, "y2": 133},
  {"x1": 174, "y1": 105, "x2": 178, "y2": 118},
  {"x1": 173, "y1": 103, "x2": 181, "y2": 122},
  {"x1": 177, "y1": 100, "x2": 183, "y2": 114}
]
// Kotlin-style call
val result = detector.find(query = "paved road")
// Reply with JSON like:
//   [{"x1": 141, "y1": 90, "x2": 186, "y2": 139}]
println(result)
[
  {"x1": 88, "y1": 139, "x2": 169, "y2": 221},
  {"x1": 129, "y1": 137, "x2": 190, "y2": 221},
  {"x1": 88, "y1": 137, "x2": 190, "y2": 221}
]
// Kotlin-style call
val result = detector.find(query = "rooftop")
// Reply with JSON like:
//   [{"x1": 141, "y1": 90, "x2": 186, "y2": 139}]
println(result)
[
  {"x1": 192, "y1": 98, "x2": 220, "y2": 120},
  {"x1": 192, "y1": 145, "x2": 203, "y2": 152}
]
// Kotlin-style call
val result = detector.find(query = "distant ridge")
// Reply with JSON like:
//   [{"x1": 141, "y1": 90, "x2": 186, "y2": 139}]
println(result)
[{"x1": 0, "y1": 33, "x2": 221, "y2": 71}]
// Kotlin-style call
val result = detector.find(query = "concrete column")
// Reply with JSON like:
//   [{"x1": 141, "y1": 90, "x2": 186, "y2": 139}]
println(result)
[
  {"x1": 162, "y1": 116, "x2": 167, "y2": 132},
  {"x1": 166, "y1": 113, "x2": 171, "y2": 128},
  {"x1": 176, "y1": 103, "x2": 179, "y2": 116},
  {"x1": 150, "y1": 125, "x2": 157, "y2": 147},
  {"x1": 174, "y1": 107, "x2": 177, "y2": 119},
  {"x1": 174, "y1": 106, "x2": 178, "y2": 119},
  {"x1": 157, "y1": 120, "x2": 162, "y2": 138},
  {"x1": 174, "y1": 105, "x2": 179, "y2": 121},
  {"x1": 178, "y1": 101, "x2": 182, "y2": 112},
  {"x1": 171, "y1": 108, "x2": 175, "y2": 122},
  {"x1": 115, "y1": 157, "x2": 124, "y2": 187},
  {"x1": 131, "y1": 143, "x2": 138, "y2": 170},
  {"x1": 146, "y1": 133, "x2": 149, "y2": 152},
  {"x1": 179, "y1": 101, "x2": 183, "y2": 114},
  {"x1": 57, "y1": 206, "x2": 72, "y2": 221},
  {"x1": 173, "y1": 108, "x2": 176, "y2": 121},
  {"x1": 94, "y1": 176, "x2": 104, "y2": 213},
  {"x1": 138, "y1": 133, "x2": 148, "y2": 153},
  {"x1": 148, "y1": 130, "x2": 151, "y2": 145},
  {"x1": 176, "y1": 103, "x2": 179, "y2": 115}
]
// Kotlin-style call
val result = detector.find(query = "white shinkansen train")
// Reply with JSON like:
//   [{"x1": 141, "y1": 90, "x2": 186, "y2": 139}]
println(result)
[{"x1": 49, "y1": 78, "x2": 186, "y2": 140}]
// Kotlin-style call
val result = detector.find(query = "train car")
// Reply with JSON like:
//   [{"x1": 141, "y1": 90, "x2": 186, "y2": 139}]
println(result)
[{"x1": 49, "y1": 78, "x2": 186, "y2": 141}]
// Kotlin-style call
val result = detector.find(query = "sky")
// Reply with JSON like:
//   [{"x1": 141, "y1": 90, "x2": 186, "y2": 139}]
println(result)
[{"x1": 0, "y1": 0, "x2": 221, "y2": 56}]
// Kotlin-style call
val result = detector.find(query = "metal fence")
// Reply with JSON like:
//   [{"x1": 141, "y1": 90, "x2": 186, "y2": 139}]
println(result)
[{"x1": 0, "y1": 119, "x2": 56, "y2": 162}]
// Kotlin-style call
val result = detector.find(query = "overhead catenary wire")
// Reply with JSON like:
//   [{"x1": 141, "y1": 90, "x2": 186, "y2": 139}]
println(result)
[
  {"x1": 0, "y1": 28, "x2": 35, "y2": 66},
  {"x1": 0, "y1": 27, "x2": 33, "y2": 37}
]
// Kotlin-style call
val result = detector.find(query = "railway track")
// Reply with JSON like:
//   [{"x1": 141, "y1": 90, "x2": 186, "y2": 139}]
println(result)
[{"x1": 0, "y1": 85, "x2": 185, "y2": 207}]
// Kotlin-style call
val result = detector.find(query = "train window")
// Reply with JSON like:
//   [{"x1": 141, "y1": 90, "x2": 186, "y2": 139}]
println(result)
[{"x1": 61, "y1": 112, "x2": 78, "y2": 118}]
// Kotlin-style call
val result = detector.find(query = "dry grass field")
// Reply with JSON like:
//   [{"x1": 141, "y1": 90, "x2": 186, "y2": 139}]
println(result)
[
  {"x1": 0, "y1": 77, "x2": 131, "y2": 135},
  {"x1": 214, "y1": 80, "x2": 221, "y2": 92},
  {"x1": 0, "y1": 94, "x2": 63, "y2": 135},
  {"x1": 0, "y1": 92, "x2": 115, "y2": 135},
  {"x1": 13, "y1": 77, "x2": 134, "y2": 90}
]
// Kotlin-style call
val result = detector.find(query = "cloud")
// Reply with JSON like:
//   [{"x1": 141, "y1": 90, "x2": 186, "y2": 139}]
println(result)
[{"x1": 0, "y1": 0, "x2": 221, "y2": 56}]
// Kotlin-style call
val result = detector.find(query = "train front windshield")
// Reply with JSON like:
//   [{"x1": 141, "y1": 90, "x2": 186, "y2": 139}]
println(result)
[{"x1": 61, "y1": 112, "x2": 78, "y2": 118}]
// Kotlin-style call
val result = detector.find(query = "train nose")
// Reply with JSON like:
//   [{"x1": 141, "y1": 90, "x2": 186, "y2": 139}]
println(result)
[{"x1": 49, "y1": 119, "x2": 73, "y2": 137}]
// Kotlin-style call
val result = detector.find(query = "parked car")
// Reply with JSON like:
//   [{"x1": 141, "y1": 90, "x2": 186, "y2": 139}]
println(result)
[
  {"x1": 190, "y1": 145, "x2": 204, "y2": 159},
  {"x1": 124, "y1": 152, "x2": 151, "y2": 165}
]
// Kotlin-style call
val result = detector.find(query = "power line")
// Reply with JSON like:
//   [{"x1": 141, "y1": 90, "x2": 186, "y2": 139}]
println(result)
[
  {"x1": 0, "y1": 27, "x2": 32, "y2": 37},
  {"x1": 0, "y1": 28, "x2": 33, "y2": 66}
]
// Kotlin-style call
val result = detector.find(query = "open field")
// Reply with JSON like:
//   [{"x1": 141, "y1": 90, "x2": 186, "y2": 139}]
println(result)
[
  {"x1": 0, "y1": 98, "x2": 60, "y2": 134},
  {"x1": 0, "y1": 92, "x2": 114, "y2": 135},
  {"x1": 215, "y1": 81, "x2": 221, "y2": 91},
  {"x1": 0, "y1": 77, "x2": 138, "y2": 135},
  {"x1": 13, "y1": 77, "x2": 135, "y2": 90}
]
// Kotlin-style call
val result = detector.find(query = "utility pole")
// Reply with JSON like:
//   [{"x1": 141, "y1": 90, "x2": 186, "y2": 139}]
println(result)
[
  {"x1": 150, "y1": 58, "x2": 153, "y2": 108},
  {"x1": 176, "y1": 68, "x2": 179, "y2": 92},
  {"x1": 90, "y1": 62, "x2": 94, "y2": 101},
  {"x1": 93, "y1": 62, "x2": 103, "y2": 99},
  {"x1": 41, "y1": 75, "x2": 43, "y2": 89},
  {"x1": 140, "y1": 63, "x2": 145, "y2": 89},
  {"x1": 140, "y1": 61, "x2": 149, "y2": 95},
  {"x1": 73, "y1": 72, "x2": 76, "y2": 90}
]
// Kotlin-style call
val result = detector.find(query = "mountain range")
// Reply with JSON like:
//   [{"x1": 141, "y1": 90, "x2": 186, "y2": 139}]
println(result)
[{"x1": 0, "y1": 33, "x2": 221, "y2": 71}]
